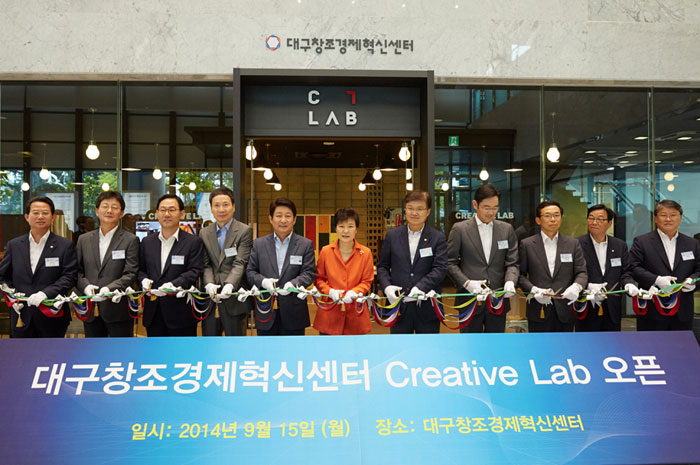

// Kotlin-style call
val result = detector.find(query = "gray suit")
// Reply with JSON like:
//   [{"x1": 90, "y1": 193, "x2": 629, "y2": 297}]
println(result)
[
  {"x1": 519, "y1": 232, "x2": 587, "y2": 331},
  {"x1": 200, "y1": 219, "x2": 253, "y2": 336},
  {"x1": 447, "y1": 218, "x2": 519, "y2": 332},
  {"x1": 76, "y1": 227, "x2": 139, "y2": 337}
]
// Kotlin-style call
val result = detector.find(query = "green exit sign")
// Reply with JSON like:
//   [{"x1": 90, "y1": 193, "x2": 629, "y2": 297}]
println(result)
[{"x1": 448, "y1": 136, "x2": 459, "y2": 147}]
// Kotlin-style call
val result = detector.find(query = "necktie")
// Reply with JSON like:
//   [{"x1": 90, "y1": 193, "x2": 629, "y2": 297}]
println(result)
[{"x1": 217, "y1": 227, "x2": 226, "y2": 251}]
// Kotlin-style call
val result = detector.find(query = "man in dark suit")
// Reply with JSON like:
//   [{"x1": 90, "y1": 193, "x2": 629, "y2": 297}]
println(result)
[
  {"x1": 246, "y1": 198, "x2": 315, "y2": 336},
  {"x1": 0, "y1": 196, "x2": 77, "y2": 338},
  {"x1": 200, "y1": 187, "x2": 253, "y2": 336},
  {"x1": 519, "y1": 200, "x2": 588, "y2": 332},
  {"x1": 138, "y1": 194, "x2": 204, "y2": 337},
  {"x1": 576, "y1": 204, "x2": 638, "y2": 332},
  {"x1": 377, "y1": 190, "x2": 448, "y2": 334},
  {"x1": 76, "y1": 191, "x2": 139, "y2": 337},
  {"x1": 447, "y1": 184, "x2": 519, "y2": 333},
  {"x1": 628, "y1": 200, "x2": 700, "y2": 331}
]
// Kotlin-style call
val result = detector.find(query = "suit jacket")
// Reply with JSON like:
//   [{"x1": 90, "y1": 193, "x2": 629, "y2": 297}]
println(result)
[
  {"x1": 577, "y1": 234, "x2": 634, "y2": 325},
  {"x1": 137, "y1": 230, "x2": 204, "y2": 330},
  {"x1": 628, "y1": 230, "x2": 700, "y2": 322},
  {"x1": 313, "y1": 240, "x2": 374, "y2": 335},
  {"x1": 201, "y1": 219, "x2": 254, "y2": 317},
  {"x1": 0, "y1": 232, "x2": 77, "y2": 332},
  {"x1": 246, "y1": 232, "x2": 316, "y2": 331},
  {"x1": 377, "y1": 225, "x2": 448, "y2": 323},
  {"x1": 76, "y1": 228, "x2": 139, "y2": 323},
  {"x1": 447, "y1": 218, "x2": 519, "y2": 313},
  {"x1": 519, "y1": 233, "x2": 588, "y2": 324}
]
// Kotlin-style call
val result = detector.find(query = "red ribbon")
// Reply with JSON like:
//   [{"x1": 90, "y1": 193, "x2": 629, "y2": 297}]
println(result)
[
  {"x1": 487, "y1": 295, "x2": 505, "y2": 315},
  {"x1": 72, "y1": 299, "x2": 94, "y2": 322},
  {"x1": 652, "y1": 294, "x2": 680, "y2": 316},
  {"x1": 632, "y1": 296, "x2": 648, "y2": 316}
]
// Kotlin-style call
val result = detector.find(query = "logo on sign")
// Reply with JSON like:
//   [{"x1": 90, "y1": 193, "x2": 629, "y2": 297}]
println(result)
[{"x1": 265, "y1": 35, "x2": 281, "y2": 51}]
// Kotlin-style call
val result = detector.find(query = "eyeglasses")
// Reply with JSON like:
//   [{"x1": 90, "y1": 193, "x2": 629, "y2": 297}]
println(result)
[
  {"x1": 29, "y1": 211, "x2": 52, "y2": 217},
  {"x1": 99, "y1": 204, "x2": 122, "y2": 211},
  {"x1": 405, "y1": 207, "x2": 428, "y2": 213},
  {"x1": 540, "y1": 214, "x2": 561, "y2": 220},
  {"x1": 158, "y1": 208, "x2": 180, "y2": 214},
  {"x1": 586, "y1": 217, "x2": 609, "y2": 223},
  {"x1": 657, "y1": 213, "x2": 680, "y2": 219}
]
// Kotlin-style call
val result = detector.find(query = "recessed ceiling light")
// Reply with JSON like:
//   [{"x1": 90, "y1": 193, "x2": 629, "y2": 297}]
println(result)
[
  {"x1": 696, "y1": 116, "x2": 700, "y2": 121},
  {"x1": 225, "y1": 144, "x2": 232, "y2": 148},
  {"x1": 654, "y1": 160, "x2": 662, "y2": 164},
  {"x1": 625, "y1": 150, "x2": 638, "y2": 154},
  {"x1": 661, "y1": 150, "x2": 674, "y2": 154},
  {"x1": 584, "y1": 150, "x2": 597, "y2": 154},
  {"x1": 323, "y1": 141, "x2": 335, "y2": 146},
  {"x1": 634, "y1": 136, "x2": 648, "y2": 140},
  {"x1": 607, "y1": 167, "x2": 615, "y2": 170},
  {"x1": 503, "y1": 168, "x2": 523, "y2": 172},
  {"x1": 678, "y1": 136, "x2": 692, "y2": 141},
  {"x1": 434, "y1": 118, "x2": 443, "y2": 123},
  {"x1": 73, "y1": 182, "x2": 86, "y2": 186},
  {"x1": 583, "y1": 160, "x2": 594, "y2": 164},
  {"x1": 122, "y1": 167, "x2": 142, "y2": 172},
  {"x1": 684, "y1": 160, "x2": 695, "y2": 164},
  {"x1": 619, "y1": 160, "x2": 630, "y2": 164}
]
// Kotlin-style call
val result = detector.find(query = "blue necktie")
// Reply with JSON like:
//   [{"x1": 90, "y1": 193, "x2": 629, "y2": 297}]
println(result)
[{"x1": 217, "y1": 227, "x2": 226, "y2": 251}]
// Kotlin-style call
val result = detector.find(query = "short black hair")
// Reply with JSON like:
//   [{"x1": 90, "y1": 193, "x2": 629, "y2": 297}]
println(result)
[
  {"x1": 156, "y1": 194, "x2": 184, "y2": 211},
  {"x1": 536, "y1": 200, "x2": 563, "y2": 217},
  {"x1": 335, "y1": 207, "x2": 360, "y2": 228},
  {"x1": 654, "y1": 199, "x2": 683, "y2": 216},
  {"x1": 96, "y1": 190, "x2": 125, "y2": 211},
  {"x1": 474, "y1": 184, "x2": 501, "y2": 204},
  {"x1": 587, "y1": 204, "x2": 615, "y2": 222},
  {"x1": 404, "y1": 189, "x2": 432, "y2": 209},
  {"x1": 269, "y1": 197, "x2": 296, "y2": 217},
  {"x1": 209, "y1": 187, "x2": 235, "y2": 206},
  {"x1": 25, "y1": 196, "x2": 55, "y2": 215}
]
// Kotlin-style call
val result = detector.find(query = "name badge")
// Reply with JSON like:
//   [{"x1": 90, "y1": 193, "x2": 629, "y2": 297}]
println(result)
[
  {"x1": 171, "y1": 255, "x2": 185, "y2": 265},
  {"x1": 419, "y1": 247, "x2": 433, "y2": 258},
  {"x1": 682, "y1": 251, "x2": 695, "y2": 261},
  {"x1": 560, "y1": 253, "x2": 573, "y2": 263},
  {"x1": 497, "y1": 240, "x2": 509, "y2": 250},
  {"x1": 290, "y1": 255, "x2": 303, "y2": 265},
  {"x1": 610, "y1": 257, "x2": 622, "y2": 267},
  {"x1": 112, "y1": 250, "x2": 126, "y2": 260},
  {"x1": 224, "y1": 247, "x2": 238, "y2": 258},
  {"x1": 45, "y1": 257, "x2": 60, "y2": 267}
]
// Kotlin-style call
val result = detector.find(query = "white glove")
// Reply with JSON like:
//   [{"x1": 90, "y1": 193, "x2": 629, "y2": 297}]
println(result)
[
  {"x1": 343, "y1": 290, "x2": 358, "y2": 304},
  {"x1": 562, "y1": 283, "x2": 582, "y2": 305},
  {"x1": 205, "y1": 283, "x2": 220, "y2": 299},
  {"x1": 384, "y1": 285, "x2": 401, "y2": 305},
  {"x1": 465, "y1": 280, "x2": 487, "y2": 294},
  {"x1": 261, "y1": 278, "x2": 277, "y2": 293},
  {"x1": 27, "y1": 291, "x2": 47, "y2": 307},
  {"x1": 624, "y1": 283, "x2": 640, "y2": 297},
  {"x1": 503, "y1": 281, "x2": 516, "y2": 298},
  {"x1": 641, "y1": 286, "x2": 659, "y2": 299},
  {"x1": 92, "y1": 286, "x2": 110, "y2": 302},
  {"x1": 530, "y1": 286, "x2": 552, "y2": 305},
  {"x1": 277, "y1": 281, "x2": 294, "y2": 296},
  {"x1": 219, "y1": 283, "x2": 234, "y2": 300},
  {"x1": 329, "y1": 288, "x2": 343, "y2": 302},
  {"x1": 654, "y1": 275, "x2": 677, "y2": 291},
  {"x1": 152, "y1": 282, "x2": 174, "y2": 297},
  {"x1": 84, "y1": 284, "x2": 99, "y2": 297},
  {"x1": 682, "y1": 278, "x2": 696, "y2": 293},
  {"x1": 12, "y1": 302, "x2": 24, "y2": 311},
  {"x1": 406, "y1": 286, "x2": 426, "y2": 302},
  {"x1": 141, "y1": 278, "x2": 153, "y2": 291}
]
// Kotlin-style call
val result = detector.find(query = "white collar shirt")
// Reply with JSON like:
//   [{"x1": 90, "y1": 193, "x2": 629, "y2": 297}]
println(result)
[
  {"x1": 28, "y1": 230, "x2": 51, "y2": 274},
  {"x1": 657, "y1": 229, "x2": 678, "y2": 269},
  {"x1": 590, "y1": 234, "x2": 608, "y2": 275},
  {"x1": 158, "y1": 229, "x2": 180, "y2": 273},
  {"x1": 475, "y1": 216, "x2": 494, "y2": 264},
  {"x1": 541, "y1": 231, "x2": 559, "y2": 276},
  {"x1": 408, "y1": 225, "x2": 424, "y2": 264},
  {"x1": 99, "y1": 226, "x2": 118, "y2": 265}
]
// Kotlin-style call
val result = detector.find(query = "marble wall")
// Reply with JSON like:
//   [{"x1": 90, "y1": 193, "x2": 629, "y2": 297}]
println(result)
[{"x1": 0, "y1": 0, "x2": 698, "y2": 83}]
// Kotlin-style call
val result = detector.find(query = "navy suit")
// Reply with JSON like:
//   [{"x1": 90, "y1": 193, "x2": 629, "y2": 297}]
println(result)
[
  {"x1": 0, "y1": 232, "x2": 77, "y2": 337},
  {"x1": 138, "y1": 230, "x2": 204, "y2": 336},
  {"x1": 628, "y1": 230, "x2": 700, "y2": 330},
  {"x1": 246, "y1": 232, "x2": 316, "y2": 335},
  {"x1": 576, "y1": 234, "x2": 634, "y2": 331},
  {"x1": 377, "y1": 225, "x2": 448, "y2": 334}
]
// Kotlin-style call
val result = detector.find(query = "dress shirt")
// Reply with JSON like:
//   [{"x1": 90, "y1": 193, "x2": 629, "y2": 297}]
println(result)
[
  {"x1": 657, "y1": 229, "x2": 678, "y2": 269},
  {"x1": 590, "y1": 234, "x2": 608, "y2": 274},
  {"x1": 274, "y1": 232, "x2": 291, "y2": 275},
  {"x1": 216, "y1": 219, "x2": 232, "y2": 251},
  {"x1": 408, "y1": 225, "x2": 424, "y2": 264},
  {"x1": 158, "y1": 229, "x2": 180, "y2": 273},
  {"x1": 29, "y1": 230, "x2": 50, "y2": 273},
  {"x1": 541, "y1": 231, "x2": 559, "y2": 276},
  {"x1": 475, "y1": 216, "x2": 494, "y2": 264},
  {"x1": 99, "y1": 225, "x2": 118, "y2": 264}
]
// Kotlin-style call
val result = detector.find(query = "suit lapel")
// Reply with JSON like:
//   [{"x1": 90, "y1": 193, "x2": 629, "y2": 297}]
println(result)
[
  {"x1": 100, "y1": 229, "x2": 123, "y2": 272},
  {"x1": 266, "y1": 234, "x2": 280, "y2": 279},
  {"x1": 487, "y1": 222, "x2": 500, "y2": 264},
  {"x1": 552, "y1": 236, "x2": 563, "y2": 279},
  {"x1": 160, "y1": 234, "x2": 183, "y2": 278},
  {"x1": 672, "y1": 236, "x2": 685, "y2": 273},
  {"x1": 90, "y1": 231, "x2": 101, "y2": 272},
  {"x1": 34, "y1": 233, "x2": 56, "y2": 278},
  {"x1": 582, "y1": 235, "x2": 603, "y2": 278},
  {"x1": 18, "y1": 235, "x2": 32, "y2": 277},
  {"x1": 219, "y1": 221, "x2": 239, "y2": 266},
  {"x1": 651, "y1": 231, "x2": 672, "y2": 272},
  {"x1": 465, "y1": 219, "x2": 487, "y2": 264},
  {"x1": 279, "y1": 233, "x2": 297, "y2": 278},
  {"x1": 533, "y1": 234, "x2": 553, "y2": 279}
]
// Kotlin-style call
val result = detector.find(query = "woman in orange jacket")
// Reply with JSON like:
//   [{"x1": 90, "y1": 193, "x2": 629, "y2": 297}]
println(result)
[{"x1": 313, "y1": 207, "x2": 374, "y2": 335}]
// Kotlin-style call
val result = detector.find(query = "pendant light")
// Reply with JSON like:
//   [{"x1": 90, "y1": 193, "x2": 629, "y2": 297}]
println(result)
[
  {"x1": 39, "y1": 144, "x2": 50, "y2": 180},
  {"x1": 152, "y1": 143, "x2": 163, "y2": 180},
  {"x1": 478, "y1": 145, "x2": 489, "y2": 181},
  {"x1": 398, "y1": 142, "x2": 411, "y2": 162},
  {"x1": 546, "y1": 112, "x2": 560, "y2": 163},
  {"x1": 85, "y1": 108, "x2": 100, "y2": 160},
  {"x1": 372, "y1": 144, "x2": 382, "y2": 181}
]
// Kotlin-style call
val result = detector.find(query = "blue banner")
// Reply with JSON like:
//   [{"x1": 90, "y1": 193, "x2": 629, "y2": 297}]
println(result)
[{"x1": 1, "y1": 331, "x2": 699, "y2": 464}]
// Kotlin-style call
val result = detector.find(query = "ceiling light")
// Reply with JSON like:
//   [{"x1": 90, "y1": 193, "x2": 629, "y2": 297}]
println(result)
[
  {"x1": 72, "y1": 182, "x2": 85, "y2": 186},
  {"x1": 361, "y1": 171, "x2": 377, "y2": 185},
  {"x1": 101, "y1": 182, "x2": 110, "y2": 191},
  {"x1": 654, "y1": 160, "x2": 662, "y2": 164},
  {"x1": 661, "y1": 150, "x2": 674, "y2": 154},
  {"x1": 188, "y1": 182, "x2": 197, "y2": 190},
  {"x1": 434, "y1": 118, "x2": 443, "y2": 123},
  {"x1": 122, "y1": 167, "x2": 141, "y2": 172},
  {"x1": 21, "y1": 182, "x2": 30, "y2": 191},
  {"x1": 606, "y1": 167, "x2": 615, "y2": 171},
  {"x1": 152, "y1": 168, "x2": 163, "y2": 180},
  {"x1": 265, "y1": 172, "x2": 281, "y2": 185},
  {"x1": 584, "y1": 150, "x2": 597, "y2": 154},
  {"x1": 274, "y1": 183, "x2": 282, "y2": 191},
  {"x1": 479, "y1": 168, "x2": 489, "y2": 181},
  {"x1": 546, "y1": 144, "x2": 560, "y2": 162},
  {"x1": 441, "y1": 182, "x2": 449, "y2": 192},
  {"x1": 583, "y1": 160, "x2": 594, "y2": 164},
  {"x1": 406, "y1": 182, "x2": 413, "y2": 191},
  {"x1": 358, "y1": 182, "x2": 366, "y2": 192},
  {"x1": 263, "y1": 168, "x2": 274, "y2": 180},
  {"x1": 39, "y1": 167, "x2": 50, "y2": 180},
  {"x1": 406, "y1": 168, "x2": 412, "y2": 180},
  {"x1": 663, "y1": 171, "x2": 674, "y2": 181},
  {"x1": 85, "y1": 108, "x2": 100, "y2": 160},
  {"x1": 619, "y1": 160, "x2": 629, "y2": 164},
  {"x1": 634, "y1": 136, "x2": 648, "y2": 140},
  {"x1": 503, "y1": 168, "x2": 524, "y2": 172},
  {"x1": 372, "y1": 168, "x2": 383, "y2": 181},
  {"x1": 398, "y1": 143, "x2": 411, "y2": 162},
  {"x1": 225, "y1": 144, "x2": 232, "y2": 148},
  {"x1": 323, "y1": 141, "x2": 335, "y2": 146},
  {"x1": 245, "y1": 140, "x2": 257, "y2": 160},
  {"x1": 625, "y1": 150, "x2": 638, "y2": 154},
  {"x1": 684, "y1": 160, "x2": 695, "y2": 164},
  {"x1": 678, "y1": 136, "x2": 692, "y2": 141},
  {"x1": 667, "y1": 184, "x2": 675, "y2": 192}
]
